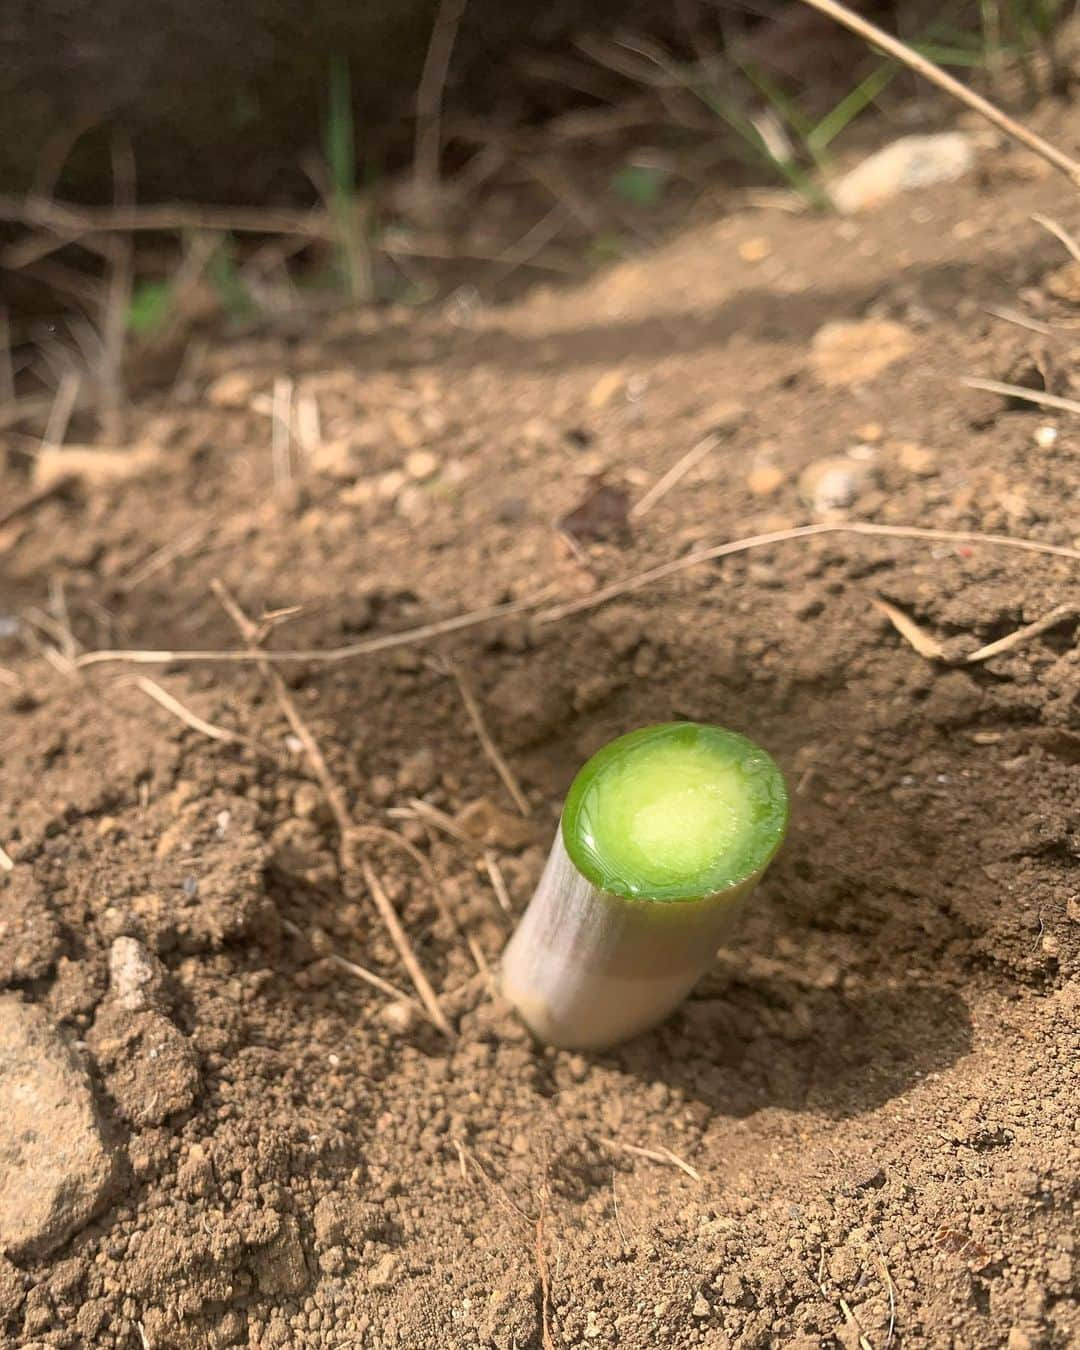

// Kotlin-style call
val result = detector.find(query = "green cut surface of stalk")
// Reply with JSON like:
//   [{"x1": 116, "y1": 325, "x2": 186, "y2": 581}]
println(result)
[{"x1": 561, "y1": 723, "x2": 787, "y2": 903}]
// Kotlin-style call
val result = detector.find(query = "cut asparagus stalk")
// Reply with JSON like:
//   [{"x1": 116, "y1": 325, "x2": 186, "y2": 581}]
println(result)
[{"x1": 500, "y1": 722, "x2": 788, "y2": 1050}]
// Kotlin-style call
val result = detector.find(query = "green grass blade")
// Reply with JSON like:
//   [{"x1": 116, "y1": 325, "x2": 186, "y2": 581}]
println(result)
[
  {"x1": 808, "y1": 62, "x2": 898, "y2": 158},
  {"x1": 326, "y1": 54, "x2": 355, "y2": 206}
]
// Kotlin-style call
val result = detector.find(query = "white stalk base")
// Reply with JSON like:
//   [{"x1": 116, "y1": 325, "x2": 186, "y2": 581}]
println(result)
[{"x1": 500, "y1": 829, "x2": 759, "y2": 1051}]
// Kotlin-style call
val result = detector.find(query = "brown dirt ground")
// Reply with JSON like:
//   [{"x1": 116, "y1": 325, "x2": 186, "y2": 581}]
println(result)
[{"x1": 1, "y1": 131, "x2": 1079, "y2": 1350}]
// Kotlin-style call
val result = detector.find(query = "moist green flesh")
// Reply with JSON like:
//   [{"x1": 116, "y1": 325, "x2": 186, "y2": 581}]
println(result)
[{"x1": 562, "y1": 723, "x2": 787, "y2": 902}]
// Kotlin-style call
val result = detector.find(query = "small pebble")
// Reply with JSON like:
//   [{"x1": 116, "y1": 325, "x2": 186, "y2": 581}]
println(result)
[
  {"x1": 588, "y1": 370, "x2": 625, "y2": 410},
  {"x1": 292, "y1": 784, "x2": 323, "y2": 820},
  {"x1": 799, "y1": 457, "x2": 873, "y2": 513},
  {"x1": 206, "y1": 371, "x2": 259, "y2": 408},
  {"x1": 376, "y1": 470, "x2": 406, "y2": 501},
  {"x1": 108, "y1": 937, "x2": 166, "y2": 1012},
  {"x1": 405, "y1": 449, "x2": 440, "y2": 481},
  {"x1": 368, "y1": 1252, "x2": 399, "y2": 1289},
  {"x1": 896, "y1": 442, "x2": 939, "y2": 477},
  {"x1": 396, "y1": 485, "x2": 431, "y2": 524},
  {"x1": 1034, "y1": 424, "x2": 1058, "y2": 448},
  {"x1": 747, "y1": 463, "x2": 786, "y2": 496},
  {"x1": 340, "y1": 479, "x2": 377, "y2": 508},
  {"x1": 380, "y1": 1002, "x2": 416, "y2": 1035},
  {"x1": 397, "y1": 748, "x2": 438, "y2": 794},
  {"x1": 809, "y1": 318, "x2": 914, "y2": 387},
  {"x1": 738, "y1": 237, "x2": 771, "y2": 263}
]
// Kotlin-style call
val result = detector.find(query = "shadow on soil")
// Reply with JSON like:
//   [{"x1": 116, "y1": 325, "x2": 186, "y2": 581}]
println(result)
[{"x1": 611, "y1": 976, "x2": 972, "y2": 1121}]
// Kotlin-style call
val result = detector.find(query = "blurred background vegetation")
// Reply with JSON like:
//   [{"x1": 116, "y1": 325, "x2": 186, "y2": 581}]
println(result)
[{"x1": 0, "y1": 0, "x2": 1075, "y2": 410}]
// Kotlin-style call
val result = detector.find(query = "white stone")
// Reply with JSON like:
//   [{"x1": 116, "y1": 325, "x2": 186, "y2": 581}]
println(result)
[{"x1": 833, "y1": 133, "x2": 976, "y2": 213}]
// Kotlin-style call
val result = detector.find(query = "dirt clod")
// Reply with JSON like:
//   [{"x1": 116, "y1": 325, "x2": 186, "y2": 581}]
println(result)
[
  {"x1": 0, "y1": 995, "x2": 115, "y2": 1259},
  {"x1": 809, "y1": 317, "x2": 915, "y2": 387},
  {"x1": 0, "y1": 874, "x2": 60, "y2": 985},
  {"x1": 87, "y1": 1003, "x2": 200, "y2": 1127}
]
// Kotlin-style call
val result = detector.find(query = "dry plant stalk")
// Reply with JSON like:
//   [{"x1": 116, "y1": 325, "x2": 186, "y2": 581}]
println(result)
[
  {"x1": 210, "y1": 578, "x2": 455, "y2": 1037},
  {"x1": 1031, "y1": 213, "x2": 1080, "y2": 266},
  {"x1": 872, "y1": 598, "x2": 946, "y2": 660},
  {"x1": 130, "y1": 675, "x2": 263, "y2": 750},
  {"x1": 0, "y1": 480, "x2": 72, "y2": 532},
  {"x1": 361, "y1": 859, "x2": 455, "y2": 1037},
  {"x1": 796, "y1": 0, "x2": 1080, "y2": 188},
  {"x1": 73, "y1": 523, "x2": 1080, "y2": 673},
  {"x1": 413, "y1": 0, "x2": 469, "y2": 208},
  {"x1": 279, "y1": 916, "x2": 420, "y2": 1012},
  {"x1": 630, "y1": 434, "x2": 718, "y2": 518},
  {"x1": 964, "y1": 602, "x2": 1077, "y2": 664},
  {"x1": 959, "y1": 377, "x2": 1080, "y2": 416},
  {"x1": 599, "y1": 1136, "x2": 702, "y2": 1181},
  {"x1": 435, "y1": 657, "x2": 531, "y2": 816}
]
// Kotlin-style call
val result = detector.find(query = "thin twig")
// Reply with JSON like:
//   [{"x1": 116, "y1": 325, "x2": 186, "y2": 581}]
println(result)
[
  {"x1": 963, "y1": 602, "x2": 1076, "y2": 664},
  {"x1": 99, "y1": 134, "x2": 135, "y2": 437},
  {"x1": 295, "y1": 392, "x2": 322, "y2": 460},
  {"x1": 352, "y1": 821, "x2": 489, "y2": 981},
  {"x1": 874, "y1": 1246, "x2": 898, "y2": 1350},
  {"x1": 532, "y1": 523, "x2": 1080, "y2": 624},
  {"x1": 455, "y1": 1139, "x2": 533, "y2": 1223},
  {"x1": 279, "y1": 916, "x2": 421, "y2": 1012},
  {"x1": 414, "y1": 0, "x2": 469, "y2": 205},
  {"x1": 837, "y1": 1296, "x2": 874, "y2": 1350},
  {"x1": 796, "y1": 0, "x2": 1080, "y2": 188},
  {"x1": 271, "y1": 376, "x2": 294, "y2": 487},
  {"x1": 49, "y1": 577, "x2": 76, "y2": 664},
  {"x1": 872, "y1": 597, "x2": 946, "y2": 660},
  {"x1": 630, "y1": 434, "x2": 718, "y2": 518},
  {"x1": 0, "y1": 480, "x2": 71, "y2": 532},
  {"x1": 598, "y1": 1136, "x2": 702, "y2": 1182},
  {"x1": 329, "y1": 952, "x2": 420, "y2": 1009},
  {"x1": 210, "y1": 578, "x2": 352, "y2": 832},
  {"x1": 73, "y1": 522, "x2": 1080, "y2": 671},
  {"x1": 129, "y1": 675, "x2": 264, "y2": 750},
  {"x1": 40, "y1": 371, "x2": 80, "y2": 449},
  {"x1": 983, "y1": 305, "x2": 1054, "y2": 337},
  {"x1": 535, "y1": 1171, "x2": 557, "y2": 1350},
  {"x1": 76, "y1": 594, "x2": 540, "y2": 669},
  {"x1": 0, "y1": 308, "x2": 14, "y2": 406},
  {"x1": 115, "y1": 524, "x2": 218, "y2": 593},
  {"x1": 611, "y1": 1172, "x2": 630, "y2": 1248},
  {"x1": 18, "y1": 617, "x2": 75, "y2": 679},
  {"x1": 482, "y1": 849, "x2": 514, "y2": 921},
  {"x1": 392, "y1": 798, "x2": 475, "y2": 845},
  {"x1": 0, "y1": 195, "x2": 331, "y2": 240},
  {"x1": 1031, "y1": 213, "x2": 1080, "y2": 266},
  {"x1": 437, "y1": 658, "x2": 530, "y2": 815},
  {"x1": 361, "y1": 859, "x2": 454, "y2": 1037},
  {"x1": 211, "y1": 579, "x2": 455, "y2": 1036},
  {"x1": 488, "y1": 205, "x2": 573, "y2": 283},
  {"x1": 0, "y1": 394, "x2": 73, "y2": 432},
  {"x1": 959, "y1": 377, "x2": 1080, "y2": 415}
]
